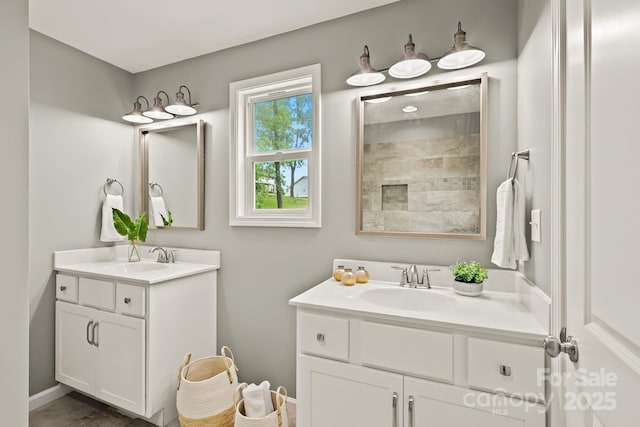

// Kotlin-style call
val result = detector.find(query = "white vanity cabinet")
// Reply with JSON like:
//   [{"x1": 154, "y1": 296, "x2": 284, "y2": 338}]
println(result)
[
  {"x1": 53, "y1": 248, "x2": 219, "y2": 427},
  {"x1": 56, "y1": 300, "x2": 145, "y2": 414},
  {"x1": 295, "y1": 309, "x2": 546, "y2": 427}
]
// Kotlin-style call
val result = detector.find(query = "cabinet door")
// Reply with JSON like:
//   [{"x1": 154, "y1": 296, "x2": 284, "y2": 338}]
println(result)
[
  {"x1": 94, "y1": 310, "x2": 146, "y2": 415},
  {"x1": 299, "y1": 354, "x2": 403, "y2": 427},
  {"x1": 404, "y1": 377, "x2": 545, "y2": 427},
  {"x1": 55, "y1": 301, "x2": 96, "y2": 394}
]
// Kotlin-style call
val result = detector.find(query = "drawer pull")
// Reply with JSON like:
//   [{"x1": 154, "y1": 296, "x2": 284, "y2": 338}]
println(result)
[
  {"x1": 124, "y1": 297, "x2": 131, "y2": 304},
  {"x1": 60, "y1": 286, "x2": 67, "y2": 291},
  {"x1": 316, "y1": 333, "x2": 325, "y2": 343},
  {"x1": 499, "y1": 365, "x2": 512, "y2": 376}
]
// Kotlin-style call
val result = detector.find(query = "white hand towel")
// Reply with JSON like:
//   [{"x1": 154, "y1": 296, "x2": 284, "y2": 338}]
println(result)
[
  {"x1": 100, "y1": 194, "x2": 125, "y2": 242},
  {"x1": 242, "y1": 380, "x2": 274, "y2": 418},
  {"x1": 491, "y1": 178, "x2": 516, "y2": 269},
  {"x1": 513, "y1": 178, "x2": 530, "y2": 263},
  {"x1": 149, "y1": 196, "x2": 168, "y2": 227}
]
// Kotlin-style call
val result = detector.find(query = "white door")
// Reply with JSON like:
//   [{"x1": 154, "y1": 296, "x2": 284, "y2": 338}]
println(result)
[
  {"x1": 299, "y1": 354, "x2": 403, "y2": 427},
  {"x1": 55, "y1": 301, "x2": 96, "y2": 394},
  {"x1": 95, "y1": 310, "x2": 146, "y2": 415},
  {"x1": 404, "y1": 377, "x2": 544, "y2": 427},
  {"x1": 563, "y1": 0, "x2": 640, "y2": 426}
]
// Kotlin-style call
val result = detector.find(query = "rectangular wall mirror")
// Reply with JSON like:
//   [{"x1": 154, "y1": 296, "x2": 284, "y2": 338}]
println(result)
[
  {"x1": 139, "y1": 119, "x2": 204, "y2": 230},
  {"x1": 356, "y1": 73, "x2": 487, "y2": 239}
]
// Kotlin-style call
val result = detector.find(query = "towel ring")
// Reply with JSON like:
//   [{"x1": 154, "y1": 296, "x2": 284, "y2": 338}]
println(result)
[
  {"x1": 149, "y1": 182, "x2": 164, "y2": 196},
  {"x1": 103, "y1": 178, "x2": 124, "y2": 196}
]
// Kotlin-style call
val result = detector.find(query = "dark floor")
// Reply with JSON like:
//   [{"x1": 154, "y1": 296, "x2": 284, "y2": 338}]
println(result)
[
  {"x1": 29, "y1": 392, "x2": 155, "y2": 427},
  {"x1": 30, "y1": 392, "x2": 297, "y2": 427}
]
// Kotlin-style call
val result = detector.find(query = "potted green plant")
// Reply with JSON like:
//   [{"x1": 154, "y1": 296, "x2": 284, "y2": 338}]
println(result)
[
  {"x1": 451, "y1": 260, "x2": 488, "y2": 296},
  {"x1": 112, "y1": 208, "x2": 148, "y2": 262}
]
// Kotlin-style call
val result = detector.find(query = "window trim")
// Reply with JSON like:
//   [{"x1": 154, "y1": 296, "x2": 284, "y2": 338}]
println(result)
[{"x1": 230, "y1": 64, "x2": 321, "y2": 227}]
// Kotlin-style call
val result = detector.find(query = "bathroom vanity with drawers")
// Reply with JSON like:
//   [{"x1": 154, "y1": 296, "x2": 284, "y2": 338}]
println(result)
[
  {"x1": 290, "y1": 259, "x2": 549, "y2": 427},
  {"x1": 53, "y1": 246, "x2": 220, "y2": 426}
]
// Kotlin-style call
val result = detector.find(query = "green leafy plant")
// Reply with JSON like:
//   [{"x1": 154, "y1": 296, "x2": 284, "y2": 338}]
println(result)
[
  {"x1": 160, "y1": 210, "x2": 173, "y2": 226},
  {"x1": 451, "y1": 261, "x2": 488, "y2": 284},
  {"x1": 112, "y1": 209, "x2": 148, "y2": 243}
]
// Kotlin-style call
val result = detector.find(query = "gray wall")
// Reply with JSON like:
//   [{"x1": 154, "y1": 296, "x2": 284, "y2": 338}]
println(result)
[
  {"x1": 28, "y1": 31, "x2": 135, "y2": 394},
  {"x1": 0, "y1": 0, "x2": 29, "y2": 422},
  {"x1": 517, "y1": 0, "x2": 552, "y2": 295},
  {"x1": 134, "y1": 0, "x2": 519, "y2": 396}
]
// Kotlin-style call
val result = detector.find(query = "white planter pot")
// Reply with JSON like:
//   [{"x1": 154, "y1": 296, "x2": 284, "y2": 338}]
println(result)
[{"x1": 453, "y1": 280, "x2": 483, "y2": 297}]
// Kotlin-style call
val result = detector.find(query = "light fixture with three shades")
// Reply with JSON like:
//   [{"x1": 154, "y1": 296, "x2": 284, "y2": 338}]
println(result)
[
  {"x1": 346, "y1": 21, "x2": 485, "y2": 87},
  {"x1": 122, "y1": 85, "x2": 198, "y2": 124}
]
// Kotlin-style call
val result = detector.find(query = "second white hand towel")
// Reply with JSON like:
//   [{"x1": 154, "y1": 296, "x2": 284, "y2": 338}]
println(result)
[
  {"x1": 100, "y1": 194, "x2": 125, "y2": 242},
  {"x1": 491, "y1": 178, "x2": 516, "y2": 269},
  {"x1": 513, "y1": 178, "x2": 530, "y2": 263},
  {"x1": 149, "y1": 196, "x2": 168, "y2": 226}
]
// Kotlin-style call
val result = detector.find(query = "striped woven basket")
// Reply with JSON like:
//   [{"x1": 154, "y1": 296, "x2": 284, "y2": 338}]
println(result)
[
  {"x1": 177, "y1": 346, "x2": 239, "y2": 427},
  {"x1": 234, "y1": 383, "x2": 288, "y2": 427}
]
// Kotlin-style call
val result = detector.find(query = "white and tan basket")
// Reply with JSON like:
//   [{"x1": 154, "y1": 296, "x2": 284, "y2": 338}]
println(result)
[
  {"x1": 234, "y1": 383, "x2": 288, "y2": 427},
  {"x1": 176, "y1": 346, "x2": 239, "y2": 427}
]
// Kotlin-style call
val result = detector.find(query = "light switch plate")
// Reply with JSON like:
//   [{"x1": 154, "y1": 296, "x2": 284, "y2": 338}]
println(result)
[{"x1": 531, "y1": 209, "x2": 541, "y2": 243}]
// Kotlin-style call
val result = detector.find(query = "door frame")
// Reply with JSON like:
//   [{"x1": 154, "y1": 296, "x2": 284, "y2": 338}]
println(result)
[{"x1": 549, "y1": 0, "x2": 567, "y2": 426}]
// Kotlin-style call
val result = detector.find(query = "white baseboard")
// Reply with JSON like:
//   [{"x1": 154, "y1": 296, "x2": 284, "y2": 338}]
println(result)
[{"x1": 29, "y1": 384, "x2": 72, "y2": 412}]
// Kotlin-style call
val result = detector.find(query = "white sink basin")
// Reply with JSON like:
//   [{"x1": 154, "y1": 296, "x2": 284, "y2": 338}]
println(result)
[
  {"x1": 360, "y1": 287, "x2": 455, "y2": 312},
  {"x1": 105, "y1": 262, "x2": 170, "y2": 274}
]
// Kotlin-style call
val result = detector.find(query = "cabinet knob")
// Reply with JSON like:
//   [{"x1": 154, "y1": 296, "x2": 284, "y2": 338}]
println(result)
[
  {"x1": 316, "y1": 332, "x2": 325, "y2": 343},
  {"x1": 60, "y1": 286, "x2": 67, "y2": 291},
  {"x1": 499, "y1": 365, "x2": 512, "y2": 376},
  {"x1": 124, "y1": 297, "x2": 131, "y2": 304}
]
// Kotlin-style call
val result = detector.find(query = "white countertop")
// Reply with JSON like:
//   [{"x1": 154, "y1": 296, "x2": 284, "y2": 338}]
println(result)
[
  {"x1": 54, "y1": 246, "x2": 220, "y2": 285},
  {"x1": 289, "y1": 278, "x2": 548, "y2": 342},
  {"x1": 56, "y1": 259, "x2": 219, "y2": 285}
]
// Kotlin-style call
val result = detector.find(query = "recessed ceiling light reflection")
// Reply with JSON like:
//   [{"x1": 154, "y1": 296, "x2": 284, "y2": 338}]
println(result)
[
  {"x1": 365, "y1": 96, "x2": 392, "y2": 104},
  {"x1": 404, "y1": 91, "x2": 429, "y2": 97},
  {"x1": 402, "y1": 105, "x2": 418, "y2": 113}
]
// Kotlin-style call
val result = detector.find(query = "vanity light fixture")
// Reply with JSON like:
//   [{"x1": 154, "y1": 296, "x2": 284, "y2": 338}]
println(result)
[
  {"x1": 388, "y1": 34, "x2": 431, "y2": 79},
  {"x1": 402, "y1": 105, "x2": 418, "y2": 113},
  {"x1": 346, "y1": 22, "x2": 485, "y2": 87},
  {"x1": 143, "y1": 91, "x2": 174, "y2": 120},
  {"x1": 166, "y1": 85, "x2": 197, "y2": 116},
  {"x1": 122, "y1": 96, "x2": 153, "y2": 124},
  {"x1": 346, "y1": 46, "x2": 386, "y2": 87},
  {"x1": 437, "y1": 22, "x2": 486, "y2": 70}
]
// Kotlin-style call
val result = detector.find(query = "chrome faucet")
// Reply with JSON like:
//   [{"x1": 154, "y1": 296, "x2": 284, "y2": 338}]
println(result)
[
  {"x1": 392, "y1": 265, "x2": 441, "y2": 288},
  {"x1": 150, "y1": 247, "x2": 169, "y2": 263}
]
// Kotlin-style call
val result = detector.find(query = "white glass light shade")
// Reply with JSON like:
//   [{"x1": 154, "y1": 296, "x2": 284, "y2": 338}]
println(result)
[
  {"x1": 122, "y1": 112, "x2": 153, "y2": 124},
  {"x1": 346, "y1": 45, "x2": 386, "y2": 87},
  {"x1": 143, "y1": 92, "x2": 174, "y2": 120},
  {"x1": 437, "y1": 48, "x2": 485, "y2": 70},
  {"x1": 437, "y1": 22, "x2": 485, "y2": 70},
  {"x1": 402, "y1": 105, "x2": 418, "y2": 113},
  {"x1": 165, "y1": 102, "x2": 197, "y2": 116},
  {"x1": 123, "y1": 98, "x2": 153, "y2": 124},
  {"x1": 389, "y1": 35, "x2": 431, "y2": 79},
  {"x1": 166, "y1": 86, "x2": 197, "y2": 115}
]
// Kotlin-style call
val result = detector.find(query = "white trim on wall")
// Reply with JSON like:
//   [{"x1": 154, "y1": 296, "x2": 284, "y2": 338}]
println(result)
[{"x1": 29, "y1": 384, "x2": 72, "y2": 412}]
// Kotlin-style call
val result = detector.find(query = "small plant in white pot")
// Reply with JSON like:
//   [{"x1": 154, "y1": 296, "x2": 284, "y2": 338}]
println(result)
[{"x1": 451, "y1": 261, "x2": 488, "y2": 297}]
